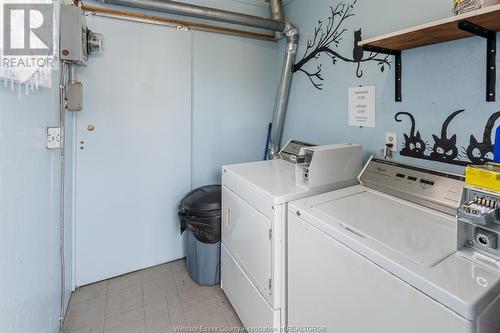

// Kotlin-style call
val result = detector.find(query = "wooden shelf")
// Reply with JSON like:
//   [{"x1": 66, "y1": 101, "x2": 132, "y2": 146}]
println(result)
[
  {"x1": 359, "y1": 4, "x2": 500, "y2": 51},
  {"x1": 358, "y1": 5, "x2": 499, "y2": 103}
]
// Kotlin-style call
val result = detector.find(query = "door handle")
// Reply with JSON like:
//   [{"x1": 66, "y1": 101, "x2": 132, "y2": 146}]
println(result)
[{"x1": 226, "y1": 208, "x2": 232, "y2": 229}]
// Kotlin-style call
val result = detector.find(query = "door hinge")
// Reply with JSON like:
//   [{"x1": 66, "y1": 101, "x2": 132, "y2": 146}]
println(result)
[
  {"x1": 268, "y1": 278, "x2": 272, "y2": 291},
  {"x1": 268, "y1": 228, "x2": 272, "y2": 240}
]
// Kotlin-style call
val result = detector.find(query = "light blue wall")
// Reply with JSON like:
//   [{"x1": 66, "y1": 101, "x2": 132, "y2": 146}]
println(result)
[
  {"x1": 282, "y1": 0, "x2": 499, "y2": 174},
  {"x1": 0, "y1": 1, "x2": 74, "y2": 331},
  {"x1": 191, "y1": 31, "x2": 278, "y2": 187},
  {"x1": 0, "y1": 72, "x2": 73, "y2": 332},
  {"x1": 189, "y1": 1, "x2": 279, "y2": 187}
]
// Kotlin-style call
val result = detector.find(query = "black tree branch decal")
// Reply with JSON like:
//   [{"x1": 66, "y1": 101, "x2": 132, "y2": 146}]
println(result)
[{"x1": 292, "y1": 0, "x2": 390, "y2": 90}]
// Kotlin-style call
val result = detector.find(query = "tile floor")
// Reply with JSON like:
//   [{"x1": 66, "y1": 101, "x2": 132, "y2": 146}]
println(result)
[{"x1": 63, "y1": 259, "x2": 243, "y2": 333}]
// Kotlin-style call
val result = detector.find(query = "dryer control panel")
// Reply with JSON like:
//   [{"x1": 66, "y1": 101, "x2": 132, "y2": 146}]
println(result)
[{"x1": 279, "y1": 139, "x2": 315, "y2": 163}]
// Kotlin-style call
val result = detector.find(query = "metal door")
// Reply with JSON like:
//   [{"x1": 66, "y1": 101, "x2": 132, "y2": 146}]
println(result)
[{"x1": 74, "y1": 17, "x2": 191, "y2": 286}]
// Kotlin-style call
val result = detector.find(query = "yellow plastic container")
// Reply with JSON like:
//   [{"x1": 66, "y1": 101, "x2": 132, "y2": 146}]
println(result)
[{"x1": 465, "y1": 164, "x2": 500, "y2": 191}]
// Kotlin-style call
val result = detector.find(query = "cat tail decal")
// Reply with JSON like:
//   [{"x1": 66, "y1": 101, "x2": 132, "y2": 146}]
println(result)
[
  {"x1": 395, "y1": 112, "x2": 417, "y2": 138},
  {"x1": 430, "y1": 109, "x2": 465, "y2": 162},
  {"x1": 481, "y1": 111, "x2": 500, "y2": 144},
  {"x1": 356, "y1": 63, "x2": 363, "y2": 78},
  {"x1": 433, "y1": 109, "x2": 465, "y2": 144},
  {"x1": 395, "y1": 112, "x2": 426, "y2": 157}
]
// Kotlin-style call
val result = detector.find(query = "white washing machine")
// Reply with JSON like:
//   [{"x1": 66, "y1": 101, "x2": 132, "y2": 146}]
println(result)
[
  {"x1": 221, "y1": 143, "x2": 363, "y2": 330},
  {"x1": 288, "y1": 157, "x2": 500, "y2": 333}
]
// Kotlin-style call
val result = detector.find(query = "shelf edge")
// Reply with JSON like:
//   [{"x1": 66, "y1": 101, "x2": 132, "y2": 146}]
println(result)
[{"x1": 359, "y1": 4, "x2": 500, "y2": 49}]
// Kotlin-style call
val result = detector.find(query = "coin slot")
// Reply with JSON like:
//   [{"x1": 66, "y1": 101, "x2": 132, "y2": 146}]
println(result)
[{"x1": 420, "y1": 179, "x2": 435, "y2": 186}]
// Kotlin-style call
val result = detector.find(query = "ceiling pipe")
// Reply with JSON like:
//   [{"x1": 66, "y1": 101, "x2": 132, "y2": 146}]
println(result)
[
  {"x1": 97, "y1": 0, "x2": 297, "y2": 160},
  {"x1": 268, "y1": 22, "x2": 299, "y2": 159},
  {"x1": 82, "y1": 4, "x2": 276, "y2": 41},
  {"x1": 269, "y1": 0, "x2": 284, "y2": 39},
  {"x1": 97, "y1": 0, "x2": 286, "y2": 31}
]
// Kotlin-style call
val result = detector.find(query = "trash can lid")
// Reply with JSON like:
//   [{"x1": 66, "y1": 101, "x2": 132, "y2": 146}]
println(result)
[{"x1": 180, "y1": 185, "x2": 221, "y2": 214}]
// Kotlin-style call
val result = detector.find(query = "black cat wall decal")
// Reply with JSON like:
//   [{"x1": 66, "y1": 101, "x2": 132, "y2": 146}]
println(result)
[
  {"x1": 429, "y1": 110, "x2": 465, "y2": 162},
  {"x1": 353, "y1": 29, "x2": 364, "y2": 78},
  {"x1": 292, "y1": 0, "x2": 390, "y2": 89},
  {"x1": 465, "y1": 111, "x2": 500, "y2": 164},
  {"x1": 394, "y1": 112, "x2": 426, "y2": 157}
]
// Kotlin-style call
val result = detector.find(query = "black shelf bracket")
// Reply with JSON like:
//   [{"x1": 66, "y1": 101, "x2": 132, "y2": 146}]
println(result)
[
  {"x1": 458, "y1": 20, "x2": 496, "y2": 102},
  {"x1": 363, "y1": 45, "x2": 402, "y2": 102}
]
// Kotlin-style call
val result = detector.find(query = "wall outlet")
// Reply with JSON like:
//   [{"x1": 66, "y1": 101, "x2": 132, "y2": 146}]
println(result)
[
  {"x1": 47, "y1": 127, "x2": 62, "y2": 149},
  {"x1": 385, "y1": 132, "x2": 397, "y2": 152}
]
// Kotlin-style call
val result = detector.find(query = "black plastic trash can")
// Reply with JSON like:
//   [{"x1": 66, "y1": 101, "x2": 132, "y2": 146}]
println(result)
[{"x1": 178, "y1": 185, "x2": 221, "y2": 286}]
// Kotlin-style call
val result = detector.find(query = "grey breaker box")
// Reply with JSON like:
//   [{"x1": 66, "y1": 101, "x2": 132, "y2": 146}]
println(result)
[
  {"x1": 60, "y1": 5, "x2": 103, "y2": 66},
  {"x1": 60, "y1": 5, "x2": 90, "y2": 66}
]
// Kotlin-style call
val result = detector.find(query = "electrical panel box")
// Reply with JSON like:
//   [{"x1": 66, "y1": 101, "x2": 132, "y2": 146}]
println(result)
[
  {"x1": 67, "y1": 81, "x2": 83, "y2": 111},
  {"x1": 60, "y1": 5, "x2": 103, "y2": 66},
  {"x1": 60, "y1": 5, "x2": 89, "y2": 65}
]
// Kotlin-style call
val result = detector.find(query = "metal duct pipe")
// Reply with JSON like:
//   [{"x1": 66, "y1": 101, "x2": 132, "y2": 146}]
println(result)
[
  {"x1": 82, "y1": 4, "x2": 276, "y2": 41},
  {"x1": 98, "y1": 0, "x2": 286, "y2": 32},
  {"x1": 69, "y1": 63, "x2": 77, "y2": 83},
  {"x1": 269, "y1": 0, "x2": 284, "y2": 22},
  {"x1": 269, "y1": 0, "x2": 284, "y2": 39},
  {"x1": 268, "y1": 23, "x2": 299, "y2": 159}
]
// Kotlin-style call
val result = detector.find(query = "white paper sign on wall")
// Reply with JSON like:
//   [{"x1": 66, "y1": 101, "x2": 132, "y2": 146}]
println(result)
[{"x1": 348, "y1": 86, "x2": 376, "y2": 128}]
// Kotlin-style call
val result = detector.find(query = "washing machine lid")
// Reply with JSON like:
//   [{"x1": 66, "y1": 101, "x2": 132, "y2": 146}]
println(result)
[
  {"x1": 316, "y1": 189, "x2": 456, "y2": 267},
  {"x1": 290, "y1": 186, "x2": 500, "y2": 320}
]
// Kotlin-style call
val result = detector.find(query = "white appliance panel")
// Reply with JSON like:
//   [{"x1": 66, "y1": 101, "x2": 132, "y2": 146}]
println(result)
[
  {"x1": 221, "y1": 245, "x2": 279, "y2": 328},
  {"x1": 223, "y1": 160, "x2": 304, "y2": 202},
  {"x1": 222, "y1": 187, "x2": 272, "y2": 298},
  {"x1": 477, "y1": 292, "x2": 500, "y2": 333},
  {"x1": 288, "y1": 213, "x2": 474, "y2": 333},
  {"x1": 222, "y1": 166, "x2": 275, "y2": 220},
  {"x1": 315, "y1": 189, "x2": 456, "y2": 267}
]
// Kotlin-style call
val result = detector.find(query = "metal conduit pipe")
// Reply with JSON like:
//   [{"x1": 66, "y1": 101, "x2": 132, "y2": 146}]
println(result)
[
  {"x1": 58, "y1": 62, "x2": 69, "y2": 332},
  {"x1": 268, "y1": 23, "x2": 299, "y2": 159},
  {"x1": 98, "y1": 0, "x2": 286, "y2": 31},
  {"x1": 269, "y1": 0, "x2": 284, "y2": 22},
  {"x1": 269, "y1": 0, "x2": 284, "y2": 39}
]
